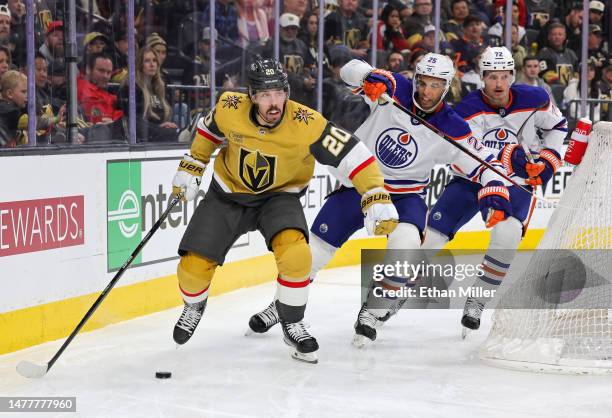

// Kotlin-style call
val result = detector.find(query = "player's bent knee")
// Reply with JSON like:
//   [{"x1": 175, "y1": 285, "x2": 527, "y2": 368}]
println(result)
[
  {"x1": 490, "y1": 216, "x2": 523, "y2": 249},
  {"x1": 272, "y1": 229, "x2": 312, "y2": 280},
  {"x1": 177, "y1": 252, "x2": 218, "y2": 295},
  {"x1": 387, "y1": 223, "x2": 421, "y2": 250}
]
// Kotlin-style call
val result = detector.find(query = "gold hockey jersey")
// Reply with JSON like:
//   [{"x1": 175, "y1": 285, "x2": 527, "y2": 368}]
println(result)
[{"x1": 190, "y1": 92, "x2": 382, "y2": 195}]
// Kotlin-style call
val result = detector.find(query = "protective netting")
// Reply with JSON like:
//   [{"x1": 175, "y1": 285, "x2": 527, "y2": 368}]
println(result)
[{"x1": 480, "y1": 122, "x2": 612, "y2": 374}]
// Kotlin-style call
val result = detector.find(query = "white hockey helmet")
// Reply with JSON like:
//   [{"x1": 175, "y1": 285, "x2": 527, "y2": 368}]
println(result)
[
  {"x1": 479, "y1": 46, "x2": 515, "y2": 84},
  {"x1": 412, "y1": 53, "x2": 455, "y2": 112}
]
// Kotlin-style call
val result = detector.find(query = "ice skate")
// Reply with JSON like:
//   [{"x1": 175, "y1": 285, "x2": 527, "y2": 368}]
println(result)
[
  {"x1": 246, "y1": 301, "x2": 280, "y2": 336},
  {"x1": 281, "y1": 320, "x2": 318, "y2": 364},
  {"x1": 353, "y1": 304, "x2": 384, "y2": 348},
  {"x1": 461, "y1": 297, "x2": 483, "y2": 339},
  {"x1": 173, "y1": 300, "x2": 207, "y2": 345}
]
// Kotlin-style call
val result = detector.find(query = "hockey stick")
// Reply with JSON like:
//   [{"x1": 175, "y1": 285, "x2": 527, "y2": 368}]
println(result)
[
  {"x1": 380, "y1": 93, "x2": 533, "y2": 194},
  {"x1": 16, "y1": 197, "x2": 182, "y2": 379}
]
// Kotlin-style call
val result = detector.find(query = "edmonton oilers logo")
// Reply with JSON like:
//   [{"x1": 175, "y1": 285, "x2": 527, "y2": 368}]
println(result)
[
  {"x1": 375, "y1": 127, "x2": 418, "y2": 169},
  {"x1": 482, "y1": 128, "x2": 518, "y2": 150}
]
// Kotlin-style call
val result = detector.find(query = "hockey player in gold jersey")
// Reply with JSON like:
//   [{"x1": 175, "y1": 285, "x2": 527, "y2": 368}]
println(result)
[{"x1": 171, "y1": 58, "x2": 398, "y2": 363}]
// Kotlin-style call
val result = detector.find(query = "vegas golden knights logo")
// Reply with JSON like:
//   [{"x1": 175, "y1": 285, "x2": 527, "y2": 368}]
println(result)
[
  {"x1": 557, "y1": 64, "x2": 573, "y2": 86},
  {"x1": 344, "y1": 29, "x2": 361, "y2": 49},
  {"x1": 284, "y1": 55, "x2": 304, "y2": 74},
  {"x1": 239, "y1": 148, "x2": 276, "y2": 192}
]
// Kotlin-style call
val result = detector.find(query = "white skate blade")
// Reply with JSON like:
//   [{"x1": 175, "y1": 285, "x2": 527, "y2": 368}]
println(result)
[
  {"x1": 16, "y1": 361, "x2": 48, "y2": 379},
  {"x1": 352, "y1": 334, "x2": 373, "y2": 348},
  {"x1": 244, "y1": 327, "x2": 255, "y2": 337},
  {"x1": 291, "y1": 350, "x2": 318, "y2": 364},
  {"x1": 461, "y1": 327, "x2": 470, "y2": 339}
]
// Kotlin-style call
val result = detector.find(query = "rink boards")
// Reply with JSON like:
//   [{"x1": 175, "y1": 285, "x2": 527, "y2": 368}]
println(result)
[{"x1": 0, "y1": 148, "x2": 570, "y2": 354}]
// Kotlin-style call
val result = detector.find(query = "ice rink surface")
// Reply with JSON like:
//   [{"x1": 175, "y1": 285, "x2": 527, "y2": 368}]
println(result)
[{"x1": 2, "y1": 265, "x2": 612, "y2": 418}]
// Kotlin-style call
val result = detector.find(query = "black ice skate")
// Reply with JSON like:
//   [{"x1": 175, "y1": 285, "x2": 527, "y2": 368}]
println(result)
[
  {"x1": 353, "y1": 304, "x2": 384, "y2": 348},
  {"x1": 281, "y1": 320, "x2": 319, "y2": 364},
  {"x1": 173, "y1": 300, "x2": 207, "y2": 345},
  {"x1": 377, "y1": 297, "x2": 408, "y2": 327},
  {"x1": 246, "y1": 301, "x2": 279, "y2": 336},
  {"x1": 461, "y1": 297, "x2": 484, "y2": 339}
]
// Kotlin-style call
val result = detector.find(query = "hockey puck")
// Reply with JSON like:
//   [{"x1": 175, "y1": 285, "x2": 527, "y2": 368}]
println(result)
[{"x1": 155, "y1": 371, "x2": 172, "y2": 379}]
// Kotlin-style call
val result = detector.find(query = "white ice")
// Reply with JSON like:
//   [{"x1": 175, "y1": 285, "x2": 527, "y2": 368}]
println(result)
[{"x1": 2, "y1": 265, "x2": 612, "y2": 418}]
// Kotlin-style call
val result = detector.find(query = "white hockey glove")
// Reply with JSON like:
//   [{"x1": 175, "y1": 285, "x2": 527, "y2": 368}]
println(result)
[
  {"x1": 172, "y1": 154, "x2": 205, "y2": 201},
  {"x1": 361, "y1": 188, "x2": 399, "y2": 235}
]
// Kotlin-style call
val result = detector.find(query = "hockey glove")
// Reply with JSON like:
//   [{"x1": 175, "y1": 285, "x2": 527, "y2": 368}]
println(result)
[
  {"x1": 525, "y1": 149, "x2": 562, "y2": 186},
  {"x1": 363, "y1": 69, "x2": 396, "y2": 102},
  {"x1": 361, "y1": 187, "x2": 399, "y2": 235},
  {"x1": 477, "y1": 181, "x2": 512, "y2": 228},
  {"x1": 499, "y1": 143, "x2": 545, "y2": 179},
  {"x1": 172, "y1": 154, "x2": 205, "y2": 201}
]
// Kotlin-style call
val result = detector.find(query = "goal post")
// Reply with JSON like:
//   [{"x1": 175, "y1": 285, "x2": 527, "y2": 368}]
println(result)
[{"x1": 480, "y1": 121, "x2": 612, "y2": 374}]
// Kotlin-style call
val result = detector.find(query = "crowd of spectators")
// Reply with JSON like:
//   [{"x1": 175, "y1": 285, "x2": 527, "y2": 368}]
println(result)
[{"x1": 0, "y1": 0, "x2": 609, "y2": 147}]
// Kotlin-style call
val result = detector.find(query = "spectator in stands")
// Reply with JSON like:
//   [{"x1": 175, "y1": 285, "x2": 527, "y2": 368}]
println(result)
[
  {"x1": 0, "y1": 5, "x2": 11, "y2": 46},
  {"x1": 584, "y1": 24, "x2": 608, "y2": 74},
  {"x1": 0, "y1": 70, "x2": 26, "y2": 147},
  {"x1": 460, "y1": 46, "x2": 484, "y2": 92},
  {"x1": 110, "y1": 30, "x2": 130, "y2": 83},
  {"x1": 322, "y1": 45, "x2": 368, "y2": 131},
  {"x1": 260, "y1": 13, "x2": 312, "y2": 75},
  {"x1": 39, "y1": 21, "x2": 64, "y2": 72},
  {"x1": 77, "y1": 53, "x2": 124, "y2": 125},
  {"x1": 119, "y1": 47, "x2": 178, "y2": 142},
  {"x1": 48, "y1": 62, "x2": 66, "y2": 109},
  {"x1": 402, "y1": 0, "x2": 432, "y2": 38},
  {"x1": 509, "y1": 24, "x2": 528, "y2": 72},
  {"x1": 35, "y1": 53, "x2": 50, "y2": 107},
  {"x1": 0, "y1": 45, "x2": 11, "y2": 79},
  {"x1": 442, "y1": 0, "x2": 469, "y2": 40},
  {"x1": 145, "y1": 33, "x2": 169, "y2": 82},
  {"x1": 601, "y1": 63, "x2": 612, "y2": 97},
  {"x1": 494, "y1": 0, "x2": 527, "y2": 26},
  {"x1": 537, "y1": 21, "x2": 578, "y2": 85},
  {"x1": 488, "y1": 2, "x2": 526, "y2": 48},
  {"x1": 563, "y1": 59, "x2": 605, "y2": 122},
  {"x1": 516, "y1": 56, "x2": 558, "y2": 106},
  {"x1": 324, "y1": 0, "x2": 369, "y2": 59},
  {"x1": 80, "y1": 32, "x2": 110, "y2": 74},
  {"x1": 564, "y1": 1, "x2": 583, "y2": 52},
  {"x1": 237, "y1": 0, "x2": 270, "y2": 48},
  {"x1": 373, "y1": 4, "x2": 409, "y2": 53},
  {"x1": 84, "y1": 32, "x2": 109, "y2": 55},
  {"x1": 386, "y1": 51, "x2": 406, "y2": 72},
  {"x1": 299, "y1": 12, "x2": 332, "y2": 77},
  {"x1": 6, "y1": 0, "x2": 25, "y2": 65},
  {"x1": 525, "y1": 0, "x2": 555, "y2": 30},
  {"x1": 452, "y1": 15, "x2": 487, "y2": 73},
  {"x1": 589, "y1": 0, "x2": 605, "y2": 26},
  {"x1": 201, "y1": 0, "x2": 239, "y2": 41},
  {"x1": 284, "y1": 0, "x2": 309, "y2": 18}
]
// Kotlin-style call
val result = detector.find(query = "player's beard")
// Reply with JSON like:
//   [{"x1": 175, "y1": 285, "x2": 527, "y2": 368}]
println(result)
[{"x1": 259, "y1": 105, "x2": 283, "y2": 125}]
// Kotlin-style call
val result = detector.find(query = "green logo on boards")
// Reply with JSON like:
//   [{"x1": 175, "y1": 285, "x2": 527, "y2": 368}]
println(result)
[{"x1": 107, "y1": 161, "x2": 142, "y2": 271}]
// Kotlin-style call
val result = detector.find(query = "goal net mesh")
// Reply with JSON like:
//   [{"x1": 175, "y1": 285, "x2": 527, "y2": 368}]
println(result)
[{"x1": 480, "y1": 121, "x2": 612, "y2": 373}]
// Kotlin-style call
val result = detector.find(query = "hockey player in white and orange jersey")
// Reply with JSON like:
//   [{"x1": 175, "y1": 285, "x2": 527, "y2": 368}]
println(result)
[
  {"x1": 423, "y1": 47, "x2": 568, "y2": 333},
  {"x1": 170, "y1": 58, "x2": 398, "y2": 363},
  {"x1": 248, "y1": 53, "x2": 515, "y2": 346}
]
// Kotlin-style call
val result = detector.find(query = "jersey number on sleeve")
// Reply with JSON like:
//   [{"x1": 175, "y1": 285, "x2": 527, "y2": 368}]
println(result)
[{"x1": 322, "y1": 126, "x2": 352, "y2": 156}]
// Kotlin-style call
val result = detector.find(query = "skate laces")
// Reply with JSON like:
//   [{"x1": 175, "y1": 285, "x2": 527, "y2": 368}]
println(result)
[
  {"x1": 358, "y1": 306, "x2": 380, "y2": 328},
  {"x1": 464, "y1": 298, "x2": 484, "y2": 319},
  {"x1": 177, "y1": 303, "x2": 204, "y2": 332},
  {"x1": 257, "y1": 302, "x2": 279, "y2": 327},
  {"x1": 286, "y1": 321, "x2": 312, "y2": 343}
]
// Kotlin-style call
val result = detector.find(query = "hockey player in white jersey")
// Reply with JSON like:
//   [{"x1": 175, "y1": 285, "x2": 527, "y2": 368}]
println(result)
[
  {"x1": 423, "y1": 47, "x2": 568, "y2": 332},
  {"x1": 247, "y1": 53, "x2": 515, "y2": 346}
]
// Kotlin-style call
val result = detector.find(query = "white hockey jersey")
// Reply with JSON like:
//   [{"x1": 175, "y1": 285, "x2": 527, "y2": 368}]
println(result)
[
  {"x1": 336, "y1": 60, "x2": 508, "y2": 195},
  {"x1": 453, "y1": 85, "x2": 568, "y2": 185}
]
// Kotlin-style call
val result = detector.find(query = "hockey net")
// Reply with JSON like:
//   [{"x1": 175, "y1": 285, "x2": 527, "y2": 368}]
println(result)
[{"x1": 480, "y1": 121, "x2": 612, "y2": 374}]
